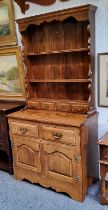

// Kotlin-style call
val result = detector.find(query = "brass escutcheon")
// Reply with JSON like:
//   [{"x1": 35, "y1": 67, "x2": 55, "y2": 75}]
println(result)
[
  {"x1": 73, "y1": 154, "x2": 80, "y2": 163},
  {"x1": 19, "y1": 127, "x2": 28, "y2": 134},
  {"x1": 73, "y1": 174, "x2": 80, "y2": 182}
]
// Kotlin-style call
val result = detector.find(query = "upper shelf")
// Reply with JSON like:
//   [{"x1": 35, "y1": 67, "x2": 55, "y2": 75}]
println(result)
[
  {"x1": 24, "y1": 47, "x2": 89, "y2": 56},
  {"x1": 29, "y1": 79, "x2": 92, "y2": 83}
]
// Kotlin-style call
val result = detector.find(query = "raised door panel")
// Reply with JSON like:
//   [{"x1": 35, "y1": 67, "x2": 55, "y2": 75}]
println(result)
[
  {"x1": 44, "y1": 142, "x2": 81, "y2": 183},
  {"x1": 13, "y1": 138, "x2": 41, "y2": 173}
]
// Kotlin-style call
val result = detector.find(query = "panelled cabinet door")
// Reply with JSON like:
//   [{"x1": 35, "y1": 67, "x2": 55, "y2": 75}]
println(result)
[
  {"x1": 13, "y1": 138, "x2": 41, "y2": 173},
  {"x1": 44, "y1": 142, "x2": 81, "y2": 183},
  {"x1": 0, "y1": 117, "x2": 5, "y2": 138}
]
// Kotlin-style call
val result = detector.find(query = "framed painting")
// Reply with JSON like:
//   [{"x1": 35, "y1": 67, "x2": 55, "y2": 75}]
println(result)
[
  {"x1": 98, "y1": 53, "x2": 108, "y2": 107},
  {"x1": 0, "y1": 46, "x2": 25, "y2": 101},
  {"x1": 0, "y1": 0, "x2": 17, "y2": 46}
]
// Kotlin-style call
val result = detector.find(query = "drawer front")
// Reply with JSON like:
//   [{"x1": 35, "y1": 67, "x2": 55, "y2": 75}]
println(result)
[
  {"x1": 10, "y1": 121, "x2": 38, "y2": 137},
  {"x1": 56, "y1": 103, "x2": 70, "y2": 112},
  {"x1": 70, "y1": 104, "x2": 88, "y2": 114},
  {"x1": 100, "y1": 146, "x2": 108, "y2": 160},
  {"x1": 41, "y1": 101, "x2": 56, "y2": 111},
  {"x1": 27, "y1": 101, "x2": 40, "y2": 110},
  {"x1": 41, "y1": 125, "x2": 80, "y2": 145}
]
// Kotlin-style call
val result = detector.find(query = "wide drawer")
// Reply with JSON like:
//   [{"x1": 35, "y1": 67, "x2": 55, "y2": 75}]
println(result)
[
  {"x1": 40, "y1": 125, "x2": 80, "y2": 145},
  {"x1": 10, "y1": 121, "x2": 38, "y2": 137}
]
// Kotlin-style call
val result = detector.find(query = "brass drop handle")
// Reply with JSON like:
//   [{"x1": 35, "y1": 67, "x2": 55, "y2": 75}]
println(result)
[
  {"x1": 52, "y1": 132, "x2": 62, "y2": 139},
  {"x1": 19, "y1": 127, "x2": 28, "y2": 134},
  {"x1": 77, "y1": 107, "x2": 83, "y2": 111}
]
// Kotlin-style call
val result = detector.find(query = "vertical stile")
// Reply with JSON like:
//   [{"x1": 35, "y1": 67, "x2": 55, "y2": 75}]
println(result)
[{"x1": 87, "y1": 24, "x2": 92, "y2": 108}]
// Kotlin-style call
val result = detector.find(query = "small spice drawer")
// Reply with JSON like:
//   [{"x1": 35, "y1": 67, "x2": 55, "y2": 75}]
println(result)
[
  {"x1": 70, "y1": 104, "x2": 88, "y2": 114},
  {"x1": 40, "y1": 124, "x2": 80, "y2": 145},
  {"x1": 10, "y1": 121, "x2": 38, "y2": 138},
  {"x1": 56, "y1": 103, "x2": 70, "y2": 112}
]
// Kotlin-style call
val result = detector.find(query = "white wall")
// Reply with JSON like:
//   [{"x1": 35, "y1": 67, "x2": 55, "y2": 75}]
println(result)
[{"x1": 13, "y1": 0, "x2": 108, "y2": 139}]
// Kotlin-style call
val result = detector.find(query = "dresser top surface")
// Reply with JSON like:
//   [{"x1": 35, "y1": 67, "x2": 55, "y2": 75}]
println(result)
[
  {"x1": 98, "y1": 132, "x2": 108, "y2": 146},
  {"x1": 7, "y1": 109, "x2": 89, "y2": 127}
]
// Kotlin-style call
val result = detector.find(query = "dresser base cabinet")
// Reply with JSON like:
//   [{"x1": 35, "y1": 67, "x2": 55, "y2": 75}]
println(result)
[{"x1": 8, "y1": 109, "x2": 98, "y2": 202}]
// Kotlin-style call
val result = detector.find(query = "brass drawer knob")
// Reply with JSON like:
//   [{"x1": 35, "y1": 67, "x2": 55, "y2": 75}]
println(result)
[
  {"x1": 19, "y1": 127, "x2": 28, "y2": 134},
  {"x1": 52, "y1": 132, "x2": 62, "y2": 139}
]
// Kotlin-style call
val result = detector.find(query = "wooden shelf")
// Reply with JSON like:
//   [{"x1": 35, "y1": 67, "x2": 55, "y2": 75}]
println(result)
[
  {"x1": 24, "y1": 48, "x2": 89, "y2": 56},
  {"x1": 97, "y1": 133, "x2": 108, "y2": 146},
  {"x1": 28, "y1": 97, "x2": 89, "y2": 104},
  {"x1": 29, "y1": 79, "x2": 90, "y2": 83}
]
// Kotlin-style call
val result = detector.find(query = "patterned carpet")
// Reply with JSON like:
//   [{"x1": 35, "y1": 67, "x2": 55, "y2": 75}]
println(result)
[{"x1": 0, "y1": 171, "x2": 107, "y2": 210}]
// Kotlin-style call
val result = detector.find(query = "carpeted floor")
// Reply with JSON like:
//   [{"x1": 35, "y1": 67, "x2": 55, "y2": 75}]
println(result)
[{"x1": 0, "y1": 171, "x2": 107, "y2": 210}]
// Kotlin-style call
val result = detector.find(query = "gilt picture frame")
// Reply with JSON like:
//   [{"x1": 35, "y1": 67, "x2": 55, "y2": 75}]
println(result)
[
  {"x1": 98, "y1": 53, "x2": 108, "y2": 107},
  {"x1": 0, "y1": 0, "x2": 17, "y2": 46},
  {"x1": 0, "y1": 46, "x2": 25, "y2": 101}
]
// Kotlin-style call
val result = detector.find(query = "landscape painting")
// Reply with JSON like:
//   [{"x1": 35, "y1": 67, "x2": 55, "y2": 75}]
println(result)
[
  {"x1": 0, "y1": 47, "x2": 25, "y2": 101},
  {"x1": 0, "y1": 0, "x2": 16, "y2": 46},
  {"x1": 0, "y1": 2, "x2": 10, "y2": 36},
  {"x1": 0, "y1": 55, "x2": 21, "y2": 94}
]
